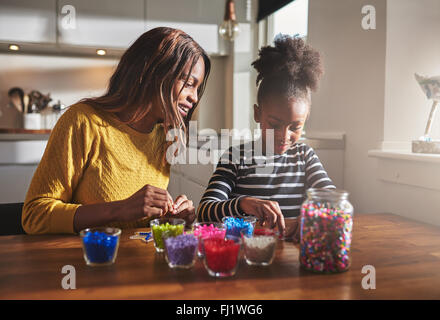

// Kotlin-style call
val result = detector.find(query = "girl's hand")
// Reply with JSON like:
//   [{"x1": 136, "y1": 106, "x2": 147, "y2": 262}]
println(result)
[
  {"x1": 239, "y1": 197, "x2": 286, "y2": 235},
  {"x1": 165, "y1": 194, "x2": 196, "y2": 225},
  {"x1": 118, "y1": 184, "x2": 174, "y2": 222}
]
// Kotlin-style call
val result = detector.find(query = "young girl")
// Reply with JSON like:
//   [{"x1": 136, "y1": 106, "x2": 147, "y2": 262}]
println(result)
[{"x1": 197, "y1": 35, "x2": 335, "y2": 240}]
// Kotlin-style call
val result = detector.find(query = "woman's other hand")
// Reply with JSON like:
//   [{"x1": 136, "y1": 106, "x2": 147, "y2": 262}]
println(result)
[
  {"x1": 119, "y1": 184, "x2": 174, "y2": 222},
  {"x1": 165, "y1": 194, "x2": 196, "y2": 225},
  {"x1": 73, "y1": 184, "x2": 174, "y2": 232}
]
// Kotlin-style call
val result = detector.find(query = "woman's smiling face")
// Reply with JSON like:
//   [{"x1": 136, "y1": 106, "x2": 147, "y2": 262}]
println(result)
[
  {"x1": 173, "y1": 56, "x2": 205, "y2": 120},
  {"x1": 254, "y1": 96, "x2": 309, "y2": 155}
]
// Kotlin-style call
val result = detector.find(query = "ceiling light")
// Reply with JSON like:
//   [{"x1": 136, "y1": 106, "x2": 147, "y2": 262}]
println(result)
[
  {"x1": 219, "y1": 0, "x2": 240, "y2": 41},
  {"x1": 8, "y1": 44, "x2": 20, "y2": 51}
]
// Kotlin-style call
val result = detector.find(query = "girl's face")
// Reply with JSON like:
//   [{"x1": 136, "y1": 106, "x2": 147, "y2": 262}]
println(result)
[
  {"x1": 173, "y1": 56, "x2": 205, "y2": 120},
  {"x1": 254, "y1": 96, "x2": 309, "y2": 155}
]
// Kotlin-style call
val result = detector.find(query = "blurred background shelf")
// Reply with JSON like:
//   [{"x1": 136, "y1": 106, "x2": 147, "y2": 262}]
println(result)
[{"x1": 0, "y1": 129, "x2": 51, "y2": 141}]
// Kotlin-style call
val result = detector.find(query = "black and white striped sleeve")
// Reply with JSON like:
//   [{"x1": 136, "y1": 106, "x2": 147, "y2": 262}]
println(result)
[
  {"x1": 304, "y1": 145, "x2": 336, "y2": 189},
  {"x1": 196, "y1": 148, "x2": 246, "y2": 222}
]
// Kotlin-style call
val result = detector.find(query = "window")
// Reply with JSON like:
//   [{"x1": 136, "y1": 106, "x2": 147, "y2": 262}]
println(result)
[{"x1": 266, "y1": 0, "x2": 309, "y2": 44}]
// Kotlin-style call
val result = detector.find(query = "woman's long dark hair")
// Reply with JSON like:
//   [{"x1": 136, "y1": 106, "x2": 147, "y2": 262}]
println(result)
[{"x1": 81, "y1": 27, "x2": 211, "y2": 140}]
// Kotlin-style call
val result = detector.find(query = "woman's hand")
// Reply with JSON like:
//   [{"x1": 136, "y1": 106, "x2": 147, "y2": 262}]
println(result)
[
  {"x1": 165, "y1": 194, "x2": 196, "y2": 225},
  {"x1": 73, "y1": 184, "x2": 174, "y2": 232},
  {"x1": 239, "y1": 197, "x2": 286, "y2": 234},
  {"x1": 117, "y1": 184, "x2": 174, "y2": 222}
]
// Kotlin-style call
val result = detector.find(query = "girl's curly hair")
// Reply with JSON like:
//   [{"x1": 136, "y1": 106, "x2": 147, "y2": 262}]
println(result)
[{"x1": 252, "y1": 34, "x2": 323, "y2": 105}]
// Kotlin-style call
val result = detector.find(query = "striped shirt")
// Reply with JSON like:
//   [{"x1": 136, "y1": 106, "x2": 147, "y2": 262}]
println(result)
[{"x1": 197, "y1": 141, "x2": 335, "y2": 222}]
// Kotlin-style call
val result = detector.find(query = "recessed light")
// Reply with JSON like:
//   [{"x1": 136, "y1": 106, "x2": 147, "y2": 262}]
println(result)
[
  {"x1": 9, "y1": 44, "x2": 20, "y2": 51},
  {"x1": 96, "y1": 49, "x2": 106, "y2": 56}
]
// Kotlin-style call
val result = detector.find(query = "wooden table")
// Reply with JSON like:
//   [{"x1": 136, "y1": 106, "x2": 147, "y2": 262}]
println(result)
[{"x1": 1, "y1": 213, "x2": 440, "y2": 300}]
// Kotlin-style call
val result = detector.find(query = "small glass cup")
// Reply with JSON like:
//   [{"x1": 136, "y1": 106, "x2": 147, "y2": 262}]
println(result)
[
  {"x1": 222, "y1": 216, "x2": 256, "y2": 238},
  {"x1": 202, "y1": 234, "x2": 242, "y2": 278},
  {"x1": 150, "y1": 218, "x2": 185, "y2": 252},
  {"x1": 80, "y1": 227, "x2": 121, "y2": 266},
  {"x1": 192, "y1": 221, "x2": 225, "y2": 258},
  {"x1": 163, "y1": 233, "x2": 198, "y2": 269},
  {"x1": 241, "y1": 228, "x2": 278, "y2": 266}
]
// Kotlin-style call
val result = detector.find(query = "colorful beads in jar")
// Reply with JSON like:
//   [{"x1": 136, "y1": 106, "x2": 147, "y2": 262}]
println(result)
[
  {"x1": 192, "y1": 222, "x2": 225, "y2": 258},
  {"x1": 241, "y1": 228, "x2": 277, "y2": 266},
  {"x1": 202, "y1": 234, "x2": 242, "y2": 278},
  {"x1": 300, "y1": 188, "x2": 354, "y2": 273},
  {"x1": 150, "y1": 218, "x2": 185, "y2": 252},
  {"x1": 164, "y1": 233, "x2": 198, "y2": 269},
  {"x1": 222, "y1": 216, "x2": 256, "y2": 238}
]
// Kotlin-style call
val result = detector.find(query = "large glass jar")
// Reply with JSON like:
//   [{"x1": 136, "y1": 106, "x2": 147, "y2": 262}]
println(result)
[{"x1": 300, "y1": 188, "x2": 354, "y2": 273}]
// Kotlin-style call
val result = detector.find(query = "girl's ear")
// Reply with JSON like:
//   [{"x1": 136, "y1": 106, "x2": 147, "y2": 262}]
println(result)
[{"x1": 253, "y1": 104, "x2": 261, "y2": 123}]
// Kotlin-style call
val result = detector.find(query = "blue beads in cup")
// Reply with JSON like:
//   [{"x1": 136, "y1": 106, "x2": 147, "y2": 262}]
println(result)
[
  {"x1": 80, "y1": 227, "x2": 121, "y2": 266},
  {"x1": 222, "y1": 216, "x2": 256, "y2": 238}
]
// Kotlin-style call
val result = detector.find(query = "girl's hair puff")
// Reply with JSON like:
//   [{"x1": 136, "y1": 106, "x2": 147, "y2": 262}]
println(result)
[{"x1": 252, "y1": 34, "x2": 323, "y2": 105}]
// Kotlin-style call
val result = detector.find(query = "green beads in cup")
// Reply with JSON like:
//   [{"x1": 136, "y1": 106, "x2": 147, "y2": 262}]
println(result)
[{"x1": 150, "y1": 219, "x2": 185, "y2": 252}]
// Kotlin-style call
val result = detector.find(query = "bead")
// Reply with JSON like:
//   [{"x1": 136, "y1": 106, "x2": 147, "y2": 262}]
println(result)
[
  {"x1": 223, "y1": 217, "x2": 255, "y2": 238},
  {"x1": 152, "y1": 222, "x2": 184, "y2": 250},
  {"x1": 82, "y1": 231, "x2": 118, "y2": 264},
  {"x1": 300, "y1": 204, "x2": 353, "y2": 273},
  {"x1": 164, "y1": 234, "x2": 198, "y2": 268}
]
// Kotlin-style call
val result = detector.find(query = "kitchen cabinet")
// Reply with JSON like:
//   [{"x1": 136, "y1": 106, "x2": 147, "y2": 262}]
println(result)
[
  {"x1": 145, "y1": 0, "x2": 249, "y2": 55},
  {"x1": 0, "y1": 0, "x2": 57, "y2": 44},
  {"x1": 57, "y1": 0, "x2": 145, "y2": 49},
  {"x1": 167, "y1": 149, "x2": 216, "y2": 208},
  {"x1": 0, "y1": 0, "x2": 250, "y2": 55},
  {"x1": 0, "y1": 134, "x2": 48, "y2": 203},
  {"x1": 145, "y1": 0, "x2": 248, "y2": 24},
  {"x1": 167, "y1": 168, "x2": 212, "y2": 209}
]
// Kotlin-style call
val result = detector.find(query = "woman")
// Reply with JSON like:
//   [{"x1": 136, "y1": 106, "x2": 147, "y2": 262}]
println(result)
[{"x1": 22, "y1": 27, "x2": 211, "y2": 234}]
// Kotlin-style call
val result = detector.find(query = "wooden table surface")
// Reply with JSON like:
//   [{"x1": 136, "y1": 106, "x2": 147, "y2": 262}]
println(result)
[{"x1": 1, "y1": 213, "x2": 440, "y2": 300}]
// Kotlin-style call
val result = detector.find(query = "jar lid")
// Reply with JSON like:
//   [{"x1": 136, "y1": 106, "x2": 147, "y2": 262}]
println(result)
[{"x1": 306, "y1": 188, "x2": 349, "y2": 200}]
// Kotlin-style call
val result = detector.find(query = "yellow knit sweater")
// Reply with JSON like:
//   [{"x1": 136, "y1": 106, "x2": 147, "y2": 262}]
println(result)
[{"x1": 22, "y1": 103, "x2": 170, "y2": 234}]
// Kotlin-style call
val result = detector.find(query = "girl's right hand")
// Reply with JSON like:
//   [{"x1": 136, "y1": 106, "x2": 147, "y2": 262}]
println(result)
[
  {"x1": 117, "y1": 184, "x2": 174, "y2": 222},
  {"x1": 239, "y1": 197, "x2": 286, "y2": 234}
]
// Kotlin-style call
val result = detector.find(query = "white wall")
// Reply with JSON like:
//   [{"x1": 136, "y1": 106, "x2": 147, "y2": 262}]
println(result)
[
  {"x1": 196, "y1": 57, "x2": 227, "y2": 132},
  {"x1": 307, "y1": 0, "x2": 387, "y2": 213},
  {"x1": 384, "y1": 0, "x2": 440, "y2": 144},
  {"x1": 378, "y1": 0, "x2": 440, "y2": 225},
  {"x1": 307, "y1": 0, "x2": 440, "y2": 225}
]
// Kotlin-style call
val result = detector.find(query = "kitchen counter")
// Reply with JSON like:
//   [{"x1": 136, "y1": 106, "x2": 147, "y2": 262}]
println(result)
[
  {"x1": 0, "y1": 128, "x2": 51, "y2": 141},
  {"x1": 1, "y1": 213, "x2": 439, "y2": 299}
]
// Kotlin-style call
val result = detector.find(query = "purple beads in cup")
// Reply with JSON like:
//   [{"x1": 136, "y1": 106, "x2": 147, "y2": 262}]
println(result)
[{"x1": 164, "y1": 233, "x2": 198, "y2": 269}]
